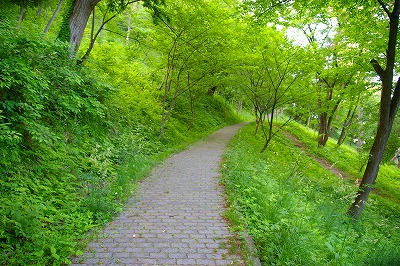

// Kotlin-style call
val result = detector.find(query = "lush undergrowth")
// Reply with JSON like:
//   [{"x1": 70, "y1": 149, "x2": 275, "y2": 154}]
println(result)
[
  {"x1": 222, "y1": 122, "x2": 400, "y2": 265},
  {"x1": 0, "y1": 23, "x2": 241, "y2": 265},
  {"x1": 284, "y1": 122, "x2": 400, "y2": 206}
]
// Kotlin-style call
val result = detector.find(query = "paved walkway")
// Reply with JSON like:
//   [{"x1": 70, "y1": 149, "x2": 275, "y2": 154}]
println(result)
[{"x1": 72, "y1": 123, "x2": 246, "y2": 266}]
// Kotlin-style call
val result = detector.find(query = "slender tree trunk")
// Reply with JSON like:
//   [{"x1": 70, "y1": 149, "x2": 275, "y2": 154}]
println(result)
[
  {"x1": 43, "y1": 0, "x2": 65, "y2": 37},
  {"x1": 237, "y1": 98, "x2": 243, "y2": 113},
  {"x1": 348, "y1": 0, "x2": 400, "y2": 220},
  {"x1": 160, "y1": 86, "x2": 179, "y2": 137},
  {"x1": 319, "y1": 96, "x2": 341, "y2": 146},
  {"x1": 254, "y1": 107, "x2": 262, "y2": 135},
  {"x1": 327, "y1": 98, "x2": 341, "y2": 136},
  {"x1": 37, "y1": 0, "x2": 42, "y2": 17},
  {"x1": 337, "y1": 124, "x2": 347, "y2": 146},
  {"x1": 79, "y1": 1, "x2": 140, "y2": 62},
  {"x1": 126, "y1": 4, "x2": 137, "y2": 44},
  {"x1": 159, "y1": 37, "x2": 178, "y2": 137},
  {"x1": 187, "y1": 72, "x2": 195, "y2": 130},
  {"x1": 337, "y1": 105, "x2": 357, "y2": 146},
  {"x1": 306, "y1": 115, "x2": 310, "y2": 127},
  {"x1": 356, "y1": 107, "x2": 364, "y2": 151},
  {"x1": 17, "y1": 0, "x2": 24, "y2": 27},
  {"x1": 79, "y1": 9, "x2": 97, "y2": 63},
  {"x1": 260, "y1": 109, "x2": 274, "y2": 153},
  {"x1": 318, "y1": 111, "x2": 328, "y2": 146},
  {"x1": 68, "y1": 0, "x2": 101, "y2": 57},
  {"x1": 317, "y1": 89, "x2": 329, "y2": 146}
]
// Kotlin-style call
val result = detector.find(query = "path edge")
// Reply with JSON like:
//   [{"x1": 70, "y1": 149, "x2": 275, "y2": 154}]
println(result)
[{"x1": 220, "y1": 122, "x2": 262, "y2": 266}]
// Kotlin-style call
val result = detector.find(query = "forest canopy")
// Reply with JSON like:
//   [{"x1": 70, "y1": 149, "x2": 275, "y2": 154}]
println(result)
[{"x1": 0, "y1": 0, "x2": 400, "y2": 264}]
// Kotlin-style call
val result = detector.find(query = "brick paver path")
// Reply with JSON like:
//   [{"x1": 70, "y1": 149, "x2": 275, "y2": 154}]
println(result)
[{"x1": 72, "y1": 123, "x2": 246, "y2": 266}]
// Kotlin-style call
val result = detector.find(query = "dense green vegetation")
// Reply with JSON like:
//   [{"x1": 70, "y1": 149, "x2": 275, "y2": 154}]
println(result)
[
  {"x1": 223, "y1": 122, "x2": 400, "y2": 265},
  {"x1": 0, "y1": 21, "x2": 240, "y2": 266},
  {"x1": 1, "y1": 0, "x2": 400, "y2": 264}
]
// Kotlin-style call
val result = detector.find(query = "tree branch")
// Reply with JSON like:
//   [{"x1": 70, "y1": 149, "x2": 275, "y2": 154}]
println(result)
[
  {"x1": 377, "y1": 0, "x2": 391, "y2": 18},
  {"x1": 255, "y1": 0, "x2": 292, "y2": 19},
  {"x1": 390, "y1": 76, "x2": 400, "y2": 119},
  {"x1": 370, "y1": 59, "x2": 385, "y2": 79}
]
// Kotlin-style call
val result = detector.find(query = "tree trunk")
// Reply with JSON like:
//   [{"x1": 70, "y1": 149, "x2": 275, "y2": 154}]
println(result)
[
  {"x1": 79, "y1": 9, "x2": 121, "y2": 63},
  {"x1": 337, "y1": 105, "x2": 357, "y2": 146},
  {"x1": 319, "y1": 96, "x2": 341, "y2": 146},
  {"x1": 78, "y1": 9, "x2": 97, "y2": 63},
  {"x1": 126, "y1": 4, "x2": 135, "y2": 44},
  {"x1": 318, "y1": 111, "x2": 328, "y2": 146},
  {"x1": 159, "y1": 37, "x2": 178, "y2": 138},
  {"x1": 37, "y1": 0, "x2": 42, "y2": 17},
  {"x1": 356, "y1": 107, "x2": 364, "y2": 151},
  {"x1": 337, "y1": 125, "x2": 347, "y2": 146},
  {"x1": 347, "y1": 125, "x2": 392, "y2": 219},
  {"x1": 306, "y1": 115, "x2": 310, "y2": 127},
  {"x1": 260, "y1": 110, "x2": 274, "y2": 153},
  {"x1": 187, "y1": 72, "x2": 195, "y2": 130},
  {"x1": 348, "y1": 0, "x2": 400, "y2": 220},
  {"x1": 43, "y1": 0, "x2": 65, "y2": 37},
  {"x1": 17, "y1": 0, "x2": 24, "y2": 27},
  {"x1": 68, "y1": 0, "x2": 101, "y2": 57},
  {"x1": 254, "y1": 110, "x2": 260, "y2": 135},
  {"x1": 237, "y1": 99, "x2": 243, "y2": 113},
  {"x1": 317, "y1": 89, "x2": 330, "y2": 146}
]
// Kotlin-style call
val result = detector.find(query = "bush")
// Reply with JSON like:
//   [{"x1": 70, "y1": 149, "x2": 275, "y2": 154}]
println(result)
[
  {"x1": 0, "y1": 20, "x2": 242, "y2": 265},
  {"x1": 0, "y1": 21, "x2": 111, "y2": 265}
]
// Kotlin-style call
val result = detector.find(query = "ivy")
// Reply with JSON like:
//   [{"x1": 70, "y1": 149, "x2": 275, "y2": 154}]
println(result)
[{"x1": 56, "y1": 0, "x2": 76, "y2": 44}]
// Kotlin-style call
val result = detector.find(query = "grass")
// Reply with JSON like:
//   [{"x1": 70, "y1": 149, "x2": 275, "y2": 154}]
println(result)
[
  {"x1": 222, "y1": 121, "x2": 400, "y2": 265},
  {"x1": 284, "y1": 122, "x2": 400, "y2": 205}
]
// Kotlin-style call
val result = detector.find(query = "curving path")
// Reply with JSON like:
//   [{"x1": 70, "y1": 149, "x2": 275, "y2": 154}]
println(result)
[{"x1": 72, "y1": 123, "x2": 246, "y2": 266}]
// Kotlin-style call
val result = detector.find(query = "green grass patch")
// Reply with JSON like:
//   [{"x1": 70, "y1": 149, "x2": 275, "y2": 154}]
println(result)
[
  {"x1": 222, "y1": 122, "x2": 400, "y2": 265},
  {"x1": 284, "y1": 121, "x2": 400, "y2": 205}
]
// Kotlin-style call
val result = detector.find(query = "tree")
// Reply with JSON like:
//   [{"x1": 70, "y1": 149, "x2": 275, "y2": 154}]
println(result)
[
  {"x1": 347, "y1": 0, "x2": 400, "y2": 220},
  {"x1": 239, "y1": 0, "x2": 400, "y2": 219},
  {"x1": 58, "y1": 0, "x2": 102, "y2": 56},
  {"x1": 58, "y1": 0, "x2": 164, "y2": 57},
  {"x1": 336, "y1": 95, "x2": 360, "y2": 146},
  {"x1": 78, "y1": 0, "x2": 137, "y2": 63},
  {"x1": 42, "y1": 0, "x2": 65, "y2": 37},
  {"x1": 154, "y1": 0, "x2": 235, "y2": 137},
  {"x1": 235, "y1": 24, "x2": 310, "y2": 151}
]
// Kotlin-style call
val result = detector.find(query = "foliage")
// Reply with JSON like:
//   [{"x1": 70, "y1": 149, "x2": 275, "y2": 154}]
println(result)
[
  {"x1": 2, "y1": 0, "x2": 400, "y2": 263},
  {"x1": 233, "y1": 23, "x2": 313, "y2": 150},
  {"x1": 0, "y1": 18, "x2": 241, "y2": 265},
  {"x1": 222, "y1": 122, "x2": 400, "y2": 265},
  {"x1": 383, "y1": 115, "x2": 400, "y2": 163},
  {"x1": 0, "y1": 20, "x2": 109, "y2": 265}
]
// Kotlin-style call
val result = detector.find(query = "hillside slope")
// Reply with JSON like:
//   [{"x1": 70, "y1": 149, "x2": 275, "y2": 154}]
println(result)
[
  {"x1": 222, "y1": 122, "x2": 400, "y2": 265},
  {"x1": 0, "y1": 24, "x2": 241, "y2": 265}
]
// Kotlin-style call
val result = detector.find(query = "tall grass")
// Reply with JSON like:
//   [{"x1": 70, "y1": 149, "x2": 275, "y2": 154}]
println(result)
[{"x1": 222, "y1": 122, "x2": 400, "y2": 265}]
